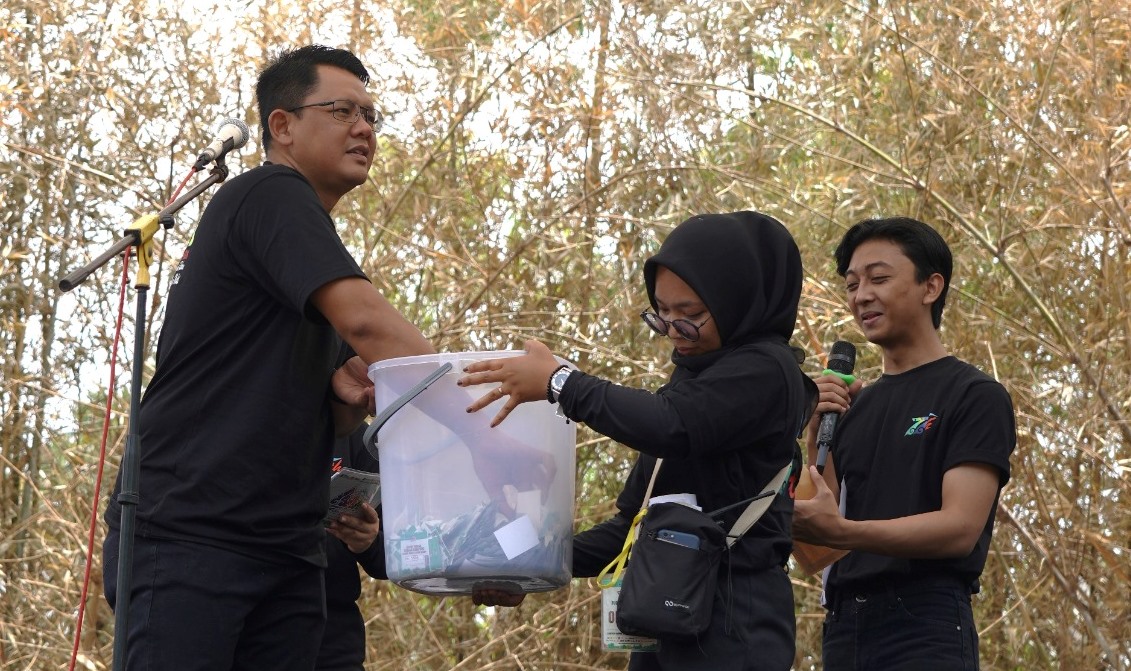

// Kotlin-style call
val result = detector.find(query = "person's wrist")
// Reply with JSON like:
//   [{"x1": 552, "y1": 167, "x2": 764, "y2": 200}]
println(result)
[
  {"x1": 825, "y1": 515, "x2": 855, "y2": 550},
  {"x1": 546, "y1": 364, "x2": 570, "y2": 403}
]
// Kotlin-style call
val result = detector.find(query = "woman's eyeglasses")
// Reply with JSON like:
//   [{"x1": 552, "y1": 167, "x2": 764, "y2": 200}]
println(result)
[
  {"x1": 286, "y1": 99, "x2": 384, "y2": 132},
  {"x1": 640, "y1": 310, "x2": 712, "y2": 342}
]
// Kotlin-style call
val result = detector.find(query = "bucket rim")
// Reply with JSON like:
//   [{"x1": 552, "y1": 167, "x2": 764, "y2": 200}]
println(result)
[{"x1": 367, "y1": 350, "x2": 525, "y2": 374}]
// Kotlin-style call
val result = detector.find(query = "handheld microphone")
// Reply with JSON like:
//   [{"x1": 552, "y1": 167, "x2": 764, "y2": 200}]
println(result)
[
  {"x1": 192, "y1": 118, "x2": 250, "y2": 171},
  {"x1": 815, "y1": 340, "x2": 856, "y2": 474}
]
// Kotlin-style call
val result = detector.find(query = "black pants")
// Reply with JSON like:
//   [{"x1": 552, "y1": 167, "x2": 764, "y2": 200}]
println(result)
[
  {"x1": 822, "y1": 576, "x2": 979, "y2": 671},
  {"x1": 103, "y1": 529, "x2": 326, "y2": 671}
]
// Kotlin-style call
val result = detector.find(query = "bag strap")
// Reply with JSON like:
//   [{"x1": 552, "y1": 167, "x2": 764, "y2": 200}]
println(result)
[
  {"x1": 640, "y1": 457, "x2": 663, "y2": 504},
  {"x1": 595, "y1": 458, "x2": 663, "y2": 589},
  {"x1": 723, "y1": 460, "x2": 792, "y2": 548},
  {"x1": 596, "y1": 455, "x2": 791, "y2": 581}
]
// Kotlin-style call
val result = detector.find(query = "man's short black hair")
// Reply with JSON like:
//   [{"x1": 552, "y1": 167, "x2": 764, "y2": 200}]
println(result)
[
  {"x1": 834, "y1": 217, "x2": 953, "y2": 329},
  {"x1": 255, "y1": 45, "x2": 370, "y2": 152}
]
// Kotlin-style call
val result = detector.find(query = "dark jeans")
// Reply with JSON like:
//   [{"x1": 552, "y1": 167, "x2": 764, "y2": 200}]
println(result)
[
  {"x1": 103, "y1": 530, "x2": 326, "y2": 671},
  {"x1": 822, "y1": 577, "x2": 979, "y2": 671}
]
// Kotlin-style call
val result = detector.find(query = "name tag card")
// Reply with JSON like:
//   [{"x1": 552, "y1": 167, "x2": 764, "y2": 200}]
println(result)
[{"x1": 600, "y1": 579, "x2": 658, "y2": 652}]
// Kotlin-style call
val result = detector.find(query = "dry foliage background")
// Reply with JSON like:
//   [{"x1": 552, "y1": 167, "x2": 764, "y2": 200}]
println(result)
[{"x1": 1, "y1": 1, "x2": 1128, "y2": 669}]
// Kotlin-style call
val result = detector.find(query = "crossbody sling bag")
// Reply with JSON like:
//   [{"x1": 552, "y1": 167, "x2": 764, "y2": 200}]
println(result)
[{"x1": 597, "y1": 457, "x2": 793, "y2": 640}]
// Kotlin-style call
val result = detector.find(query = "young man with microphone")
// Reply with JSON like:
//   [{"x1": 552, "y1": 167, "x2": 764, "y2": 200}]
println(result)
[{"x1": 792, "y1": 217, "x2": 1016, "y2": 670}]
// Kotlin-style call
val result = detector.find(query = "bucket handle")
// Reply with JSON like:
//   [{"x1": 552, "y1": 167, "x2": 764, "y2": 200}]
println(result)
[{"x1": 362, "y1": 362, "x2": 454, "y2": 459}]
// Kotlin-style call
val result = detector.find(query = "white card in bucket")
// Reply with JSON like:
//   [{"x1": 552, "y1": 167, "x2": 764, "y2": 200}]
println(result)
[
  {"x1": 601, "y1": 578, "x2": 659, "y2": 652},
  {"x1": 494, "y1": 514, "x2": 540, "y2": 560}
]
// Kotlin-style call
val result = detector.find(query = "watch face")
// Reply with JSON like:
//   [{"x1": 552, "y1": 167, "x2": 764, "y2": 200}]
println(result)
[{"x1": 552, "y1": 369, "x2": 570, "y2": 391}]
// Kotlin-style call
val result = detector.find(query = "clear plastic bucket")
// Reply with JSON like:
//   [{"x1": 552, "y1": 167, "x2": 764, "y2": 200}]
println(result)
[{"x1": 369, "y1": 351, "x2": 576, "y2": 595}]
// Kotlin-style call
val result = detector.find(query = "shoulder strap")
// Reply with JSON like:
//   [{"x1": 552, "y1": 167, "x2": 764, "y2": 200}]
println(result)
[
  {"x1": 724, "y1": 460, "x2": 792, "y2": 549},
  {"x1": 595, "y1": 457, "x2": 663, "y2": 589},
  {"x1": 640, "y1": 457, "x2": 663, "y2": 504}
]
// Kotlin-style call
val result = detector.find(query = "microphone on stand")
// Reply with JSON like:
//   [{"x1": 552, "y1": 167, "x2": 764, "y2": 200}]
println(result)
[
  {"x1": 815, "y1": 341, "x2": 856, "y2": 474},
  {"x1": 192, "y1": 118, "x2": 250, "y2": 171}
]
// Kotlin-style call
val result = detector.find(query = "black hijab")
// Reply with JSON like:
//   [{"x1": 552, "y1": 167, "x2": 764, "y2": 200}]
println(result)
[{"x1": 643, "y1": 211, "x2": 803, "y2": 370}]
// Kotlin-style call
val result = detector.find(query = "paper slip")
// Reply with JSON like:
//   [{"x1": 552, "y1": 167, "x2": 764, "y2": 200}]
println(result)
[
  {"x1": 494, "y1": 515, "x2": 540, "y2": 559},
  {"x1": 649, "y1": 492, "x2": 700, "y2": 510}
]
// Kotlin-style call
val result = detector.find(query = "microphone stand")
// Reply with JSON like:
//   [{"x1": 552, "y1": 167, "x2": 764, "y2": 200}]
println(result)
[{"x1": 58, "y1": 160, "x2": 231, "y2": 671}]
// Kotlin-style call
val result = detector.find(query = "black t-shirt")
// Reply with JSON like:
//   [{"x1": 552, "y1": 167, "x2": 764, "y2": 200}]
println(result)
[
  {"x1": 318, "y1": 426, "x2": 386, "y2": 671},
  {"x1": 826, "y1": 356, "x2": 1016, "y2": 591},
  {"x1": 105, "y1": 163, "x2": 366, "y2": 566}
]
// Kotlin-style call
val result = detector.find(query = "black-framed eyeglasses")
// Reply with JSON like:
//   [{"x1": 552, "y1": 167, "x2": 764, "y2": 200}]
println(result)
[
  {"x1": 640, "y1": 310, "x2": 712, "y2": 342},
  {"x1": 286, "y1": 99, "x2": 384, "y2": 131}
]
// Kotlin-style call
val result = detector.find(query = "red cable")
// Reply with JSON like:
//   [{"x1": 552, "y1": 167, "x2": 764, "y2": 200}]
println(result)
[
  {"x1": 68, "y1": 167, "x2": 199, "y2": 666},
  {"x1": 69, "y1": 246, "x2": 132, "y2": 671},
  {"x1": 170, "y1": 169, "x2": 196, "y2": 202}
]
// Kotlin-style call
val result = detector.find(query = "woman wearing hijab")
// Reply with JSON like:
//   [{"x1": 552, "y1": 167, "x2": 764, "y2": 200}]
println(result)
[{"x1": 459, "y1": 211, "x2": 816, "y2": 670}]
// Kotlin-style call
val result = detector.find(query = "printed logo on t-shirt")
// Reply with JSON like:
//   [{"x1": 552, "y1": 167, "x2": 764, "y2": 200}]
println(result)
[
  {"x1": 331, "y1": 457, "x2": 342, "y2": 473},
  {"x1": 904, "y1": 413, "x2": 938, "y2": 436},
  {"x1": 170, "y1": 249, "x2": 190, "y2": 286}
]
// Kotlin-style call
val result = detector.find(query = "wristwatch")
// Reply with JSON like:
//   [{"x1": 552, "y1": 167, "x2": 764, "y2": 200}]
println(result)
[{"x1": 547, "y1": 365, "x2": 572, "y2": 404}]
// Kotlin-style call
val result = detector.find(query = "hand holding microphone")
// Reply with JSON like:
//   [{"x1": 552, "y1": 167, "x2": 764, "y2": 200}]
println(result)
[
  {"x1": 192, "y1": 117, "x2": 250, "y2": 171},
  {"x1": 814, "y1": 341, "x2": 857, "y2": 474},
  {"x1": 793, "y1": 341, "x2": 857, "y2": 574}
]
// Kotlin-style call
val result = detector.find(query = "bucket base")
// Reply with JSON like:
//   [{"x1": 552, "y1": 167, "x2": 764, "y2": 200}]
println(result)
[{"x1": 393, "y1": 574, "x2": 568, "y2": 596}]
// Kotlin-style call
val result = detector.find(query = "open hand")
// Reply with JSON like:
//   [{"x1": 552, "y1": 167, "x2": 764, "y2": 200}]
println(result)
[{"x1": 457, "y1": 340, "x2": 562, "y2": 427}]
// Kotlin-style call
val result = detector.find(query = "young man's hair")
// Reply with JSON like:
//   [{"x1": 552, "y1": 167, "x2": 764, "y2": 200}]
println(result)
[
  {"x1": 834, "y1": 216, "x2": 953, "y2": 329},
  {"x1": 255, "y1": 45, "x2": 371, "y2": 152}
]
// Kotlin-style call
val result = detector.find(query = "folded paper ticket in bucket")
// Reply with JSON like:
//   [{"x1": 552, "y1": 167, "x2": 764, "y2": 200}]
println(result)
[{"x1": 367, "y1": 351, "x2": 576, "y2": 596}]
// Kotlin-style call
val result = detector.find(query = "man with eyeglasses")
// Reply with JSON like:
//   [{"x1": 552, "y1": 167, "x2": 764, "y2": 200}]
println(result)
[{"x1": 102, "y1": 45, "x2": 434, "y2": 670}]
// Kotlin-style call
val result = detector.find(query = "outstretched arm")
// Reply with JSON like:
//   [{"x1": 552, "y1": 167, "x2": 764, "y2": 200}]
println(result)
[
  {"x1": 457, "y1": 339, "x2": 698, "y2": 458},
  {"x1": 312, "y1": 276, "x2": 436, "y2": 436},
  {"x1": 793, "y1": 462, "x2": 1000, "y2": 558},
  {"x1": 458, "y1": 340, "x2": 561, "y2": 426}
]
